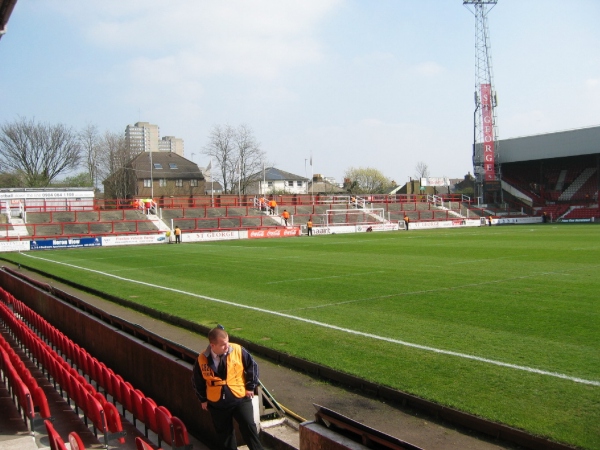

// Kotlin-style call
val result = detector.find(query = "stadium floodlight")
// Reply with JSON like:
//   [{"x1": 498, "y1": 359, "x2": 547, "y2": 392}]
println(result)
[{"x1": 463, "y1": 0, "x2": 501, "y2": 204}]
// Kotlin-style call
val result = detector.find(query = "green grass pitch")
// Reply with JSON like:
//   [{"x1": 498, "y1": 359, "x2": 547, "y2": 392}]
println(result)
[{"x1": 2, "y1": 225, "x2": 599, "y2": 449}]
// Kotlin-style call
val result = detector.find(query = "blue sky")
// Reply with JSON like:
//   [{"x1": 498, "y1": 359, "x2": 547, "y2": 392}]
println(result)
[{"x1": 1, "y1": 0, "x2": 599, "y2": 185}]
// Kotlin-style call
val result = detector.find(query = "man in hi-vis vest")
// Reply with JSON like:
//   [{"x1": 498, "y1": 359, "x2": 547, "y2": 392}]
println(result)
[{"x1": 192, "y1": 326, "x2": 264, "y2": 450}]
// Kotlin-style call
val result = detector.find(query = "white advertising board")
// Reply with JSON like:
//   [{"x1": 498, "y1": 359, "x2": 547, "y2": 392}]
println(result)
[
  {"x1": 357, "y1": 223, "x2": 399, "y2": 232},
  {"x1": 0, "y1": 190, "x2": 95, "y2": 200},
  {"x1": 183, "y1": 230, "x2": 240, "y2": 243},
  {"x1": 102, "y1": 233, "x2": 167, "y2": 246},
  {"x1": 495, "y1": 217, "x2": 543, "y2": 225},
  {"x1": 409, "y1": 219, "x2": 481, "y2": 230},
  {"x1": 0, "y1": 240, "x2": 30, "y2": 252}
]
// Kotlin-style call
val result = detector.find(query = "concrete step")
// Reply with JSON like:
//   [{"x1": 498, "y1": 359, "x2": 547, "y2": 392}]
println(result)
[{"x1": 0, "y1": 436, "x2": 40, "y2": 450}]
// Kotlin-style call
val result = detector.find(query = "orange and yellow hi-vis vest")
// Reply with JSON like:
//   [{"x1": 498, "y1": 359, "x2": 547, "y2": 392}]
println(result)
[{"x1": 197, "y1": 343, "x2": 246, "y2": 402}]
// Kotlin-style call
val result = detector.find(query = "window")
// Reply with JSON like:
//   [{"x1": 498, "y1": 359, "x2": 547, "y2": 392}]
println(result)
[
  {"x1": 288, "y1": 181, "x2": 294, "y2": 187},
  {"x1": 190, "y1": 179, "x2": 198, "y2": 187},
  {"x1": 175, "y1": 179, "x2": 183, "y2": 187},
  {"x1": 159, "y1": 179, "x2": 167, "y2": 187},
  {"x1": 143, "y1": 179, "x2": 152, "y2": 187},
  {"x1": 267, "y1": 181, "x2": 273, "y2": 187},
  {"x1": 169, "y1": 163, "x2": 178, "y2": 169},
  {"x1": 297, "y1": 181, "x2": 303, "y2": 187},
  {"x1": 153, "y1": 163, "x2": 163, "y2": 169}
]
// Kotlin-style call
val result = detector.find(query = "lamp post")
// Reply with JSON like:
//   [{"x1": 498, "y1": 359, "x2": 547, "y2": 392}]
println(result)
[{"x1": 149, "y1": 151, "x2": 154, "y2": 198}]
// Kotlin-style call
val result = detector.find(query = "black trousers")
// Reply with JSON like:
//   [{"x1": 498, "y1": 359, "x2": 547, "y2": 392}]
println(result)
[{"x1": 209, "y1": 399, "x2": 264, "y2": 450}]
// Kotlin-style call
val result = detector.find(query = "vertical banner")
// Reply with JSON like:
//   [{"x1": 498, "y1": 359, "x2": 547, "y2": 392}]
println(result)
[{"x1": 481, "y1": 83, "x2": 495, "y2": 181}]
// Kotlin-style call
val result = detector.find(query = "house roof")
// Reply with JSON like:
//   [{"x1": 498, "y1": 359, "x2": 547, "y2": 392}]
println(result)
[
  {"x1": 247, "y1": 167, "x2": 306, "y2": 182},
  {"x1": 307, "y1": 180, "x2": 345, "y2": 194},
  {"x1": 130, "y1": 152, "x2": 204, "y2": 181}
]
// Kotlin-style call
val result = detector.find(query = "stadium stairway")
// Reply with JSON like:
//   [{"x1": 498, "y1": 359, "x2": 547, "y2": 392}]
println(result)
[
  {"x1": 147, "y1": 213, "x2": 171, "y2": 233},
  {"x1": 5, "y1": 218, "x2": 29, "y2": 238}
]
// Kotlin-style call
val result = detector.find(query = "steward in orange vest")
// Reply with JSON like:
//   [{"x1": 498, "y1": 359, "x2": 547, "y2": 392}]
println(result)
[
  {"x1": 281, "y1": 209, "x2": 290, "y2": 226},
  {"x1": 192, "y1": 327, "x2": 264, "y2": 450}
]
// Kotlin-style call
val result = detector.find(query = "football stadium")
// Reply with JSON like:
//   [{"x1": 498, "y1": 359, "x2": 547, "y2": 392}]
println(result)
[{"x1": 1, "y1": 1, "x2": 599, "y2": 450}]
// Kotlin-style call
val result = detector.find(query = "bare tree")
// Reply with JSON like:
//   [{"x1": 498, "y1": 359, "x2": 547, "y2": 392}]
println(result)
[
  {"x1": 235, "y1": 124, "x2": 266, "y2": 194},
  {"x1": 343, "y1": 167, "x2": 393, "y2": 194},
  {"x1": 98, "y1": 131, "x2": 137, "y2": 199},
  {"x1": 203, "y1": 125, "x2": 236, "y2": 193},
  {"x1": 78, "y1": 123, "x2": 101, "y2": 191},
  {"x1": 203, "y1": 124, "x2": 265, "y2": 194},
  {"x1": 0, "y1": 117, "x2": 81, "y2": 187},
  {"x1": 414, "y1": 161, "x2": 430, "y2": 180}
]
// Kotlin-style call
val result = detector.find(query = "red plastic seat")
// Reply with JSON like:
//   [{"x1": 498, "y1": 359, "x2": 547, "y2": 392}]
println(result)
[
  {"x1": 111, "y1": 374, "x2": 125, "y2": 411},
  {"x1": 105, "y1": 401, "x2": 126, "y2": 444},
  {"x1": 120, "y1": 381, "x2": 134, "y2": 415},
  {"x1": 171, "y1": 416, "x2": 192, "y2": 449},
  {"x1": 32, "y1": 386, "x2": 51, "y2": 419},
  {"x1": 155, "y1": 406, "x2": 173, "y2": 448},
  {"x1": 130, "y1": 388, "x2": 145, "y2": 426},
  {"x1": 45, "y1": 420, "x2": 68, "y2": 450},
  {"x1": 141, "y1": 396, "x2": 158, "y2": 437},
  {"x1": 135, "y1": 436, "x2": 162, "y2": 450},
  {"x1": 68, "y1": 432, "x2": 86, "y2": 450}
]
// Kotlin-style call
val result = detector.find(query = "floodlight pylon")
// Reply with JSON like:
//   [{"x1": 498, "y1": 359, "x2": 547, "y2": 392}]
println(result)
[{"x1": 463, "y1": 0, "x2": 501, "y2": 204}]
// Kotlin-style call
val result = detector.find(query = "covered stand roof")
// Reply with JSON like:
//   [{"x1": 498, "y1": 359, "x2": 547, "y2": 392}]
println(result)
[{"x1": 0, "y1": 0, "x2": 18, "y2": 41}]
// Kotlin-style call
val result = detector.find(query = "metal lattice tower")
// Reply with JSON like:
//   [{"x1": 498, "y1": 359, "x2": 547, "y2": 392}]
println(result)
[{"x1": 464, "y1": 0, "x2": 500, "y2": 203}]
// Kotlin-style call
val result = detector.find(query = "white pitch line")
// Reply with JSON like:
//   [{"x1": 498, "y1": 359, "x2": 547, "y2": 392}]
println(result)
[{"x1": 21, "y1": 252, "x2": 600, "y2": 387}]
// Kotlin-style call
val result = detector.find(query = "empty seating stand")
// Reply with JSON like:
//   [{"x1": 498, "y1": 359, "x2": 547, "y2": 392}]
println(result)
[
  {"x1": 0, "y1": 286, "x2": 193, "y2": 450},
  {"x1": 0, "y1": 309, "x2": 52, "y2": 432}
]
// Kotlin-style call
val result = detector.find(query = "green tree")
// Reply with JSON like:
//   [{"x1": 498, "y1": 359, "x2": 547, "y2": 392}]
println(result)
[
  {"x1": 343, "y1": 167, "x2": 393, "y2": 194},
  {"x1": 0, "y1": 171, "x2": 23, "y2": 188},
  {"x1": 54, "y1": 172, "x2": 93, "y2": 187},
  {"x1": 0, "y1": 117, "x2": 81, "y2": 187}
]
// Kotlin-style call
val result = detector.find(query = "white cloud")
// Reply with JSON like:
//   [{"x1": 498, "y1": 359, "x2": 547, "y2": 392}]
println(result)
[
  {"x1": 412, "y1": 61, "x2": 445, "y2": 77},
  {"x1": 52, "y1": 0, "x2": 342, "y2": 79},
  {"x1": 586, "y1": 78, "x2": 600, "y2": 88}
]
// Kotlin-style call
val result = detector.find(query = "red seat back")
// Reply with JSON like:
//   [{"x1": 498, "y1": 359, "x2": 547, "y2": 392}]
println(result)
[
  {"x1": 172, "y1": 416, "x2": 191, "y2": 447},
  {"x1": 155, "y1": 406, "x2": 173, "y2": 447},
  {"x1": 135, "y1": 436, "x2": 161, "y2": 450},
  {"x1": 44, "y1": 420, "x2": 68, "y2": 450},
  {"x1": 104, "y1": 402, "x2": 126, "y2": 444},
  {"x1": 141, "y1": 396, "x2": 159, "y2": 434},
  {"x1": 68, "y1": 432, "x2": 86, "y2": 450},
  {"x1": 131, "y1": 389, "x2": 146, "y2": 423}
]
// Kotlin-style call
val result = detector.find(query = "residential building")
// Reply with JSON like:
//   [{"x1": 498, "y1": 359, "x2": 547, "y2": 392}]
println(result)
[
  {"x1": 103, "y1": 152, "x2": 205, "y2": 199},
  {"x1": 243, "y1": 167, "x2": 307, "y2": 195},
  {"x1": 125, "y1": 122, "x2": 184, "y2": 157},
  {"x1": 159, "y1": 136, "x2": 184, "y2": 157},
  {"x1": 125, "y1": 122, "x2": 159, "y2": 153}
]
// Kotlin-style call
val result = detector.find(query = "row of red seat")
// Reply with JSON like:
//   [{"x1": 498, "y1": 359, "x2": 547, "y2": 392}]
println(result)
[
  {"x1": 0, "y1": 292, "x2": 126, "y2": 448},
  {"x1": 562, "y1": 206, "x2": 600, "y2": 219},
  {"x1": 0, "y1": 344, "x2": 38, "y2": 431},
  {"x1": 0, "y1": 306, "x2": 51, "y2": 431},
  {"x1": 2, "y1": 287, "x2": 192, "y2": 450}
]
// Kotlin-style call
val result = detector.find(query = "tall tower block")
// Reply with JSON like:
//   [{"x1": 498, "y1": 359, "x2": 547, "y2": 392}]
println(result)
[{"x1": 464, "y1": 0, "x2": 500, "y2": 203}]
